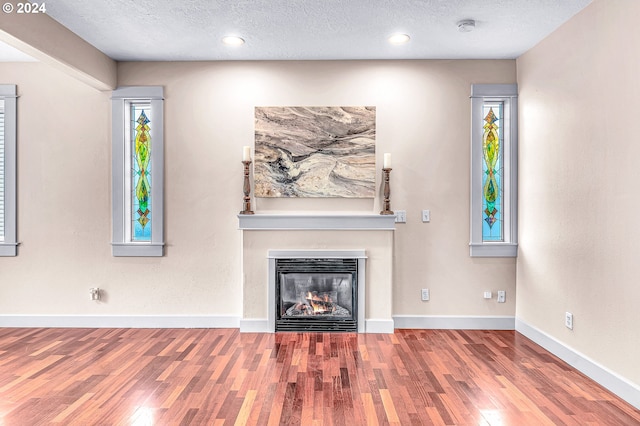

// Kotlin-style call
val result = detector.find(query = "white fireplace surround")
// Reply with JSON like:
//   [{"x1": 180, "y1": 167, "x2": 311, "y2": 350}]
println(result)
[
  {"x1": 267, "y1": 249, "x2": 366, "y2": 333},
  {"x1": 239, "y1": 213, "x2": 395, "y2": 334}
]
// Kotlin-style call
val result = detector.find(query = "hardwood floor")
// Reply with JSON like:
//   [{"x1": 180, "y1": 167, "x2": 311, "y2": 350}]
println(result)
[{"x1": 0, "y1": 328, "x2": 637, "y2": 425}]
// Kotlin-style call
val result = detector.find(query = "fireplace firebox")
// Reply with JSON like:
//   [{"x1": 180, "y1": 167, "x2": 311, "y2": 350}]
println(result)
[{"x1": 275, "y1": 258, "x2": 358, "y2": 332}]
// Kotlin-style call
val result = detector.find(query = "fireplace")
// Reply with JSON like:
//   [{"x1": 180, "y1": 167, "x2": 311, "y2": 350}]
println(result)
[
  {"x1": 275, "y1": 258, "x2": 357, "y2": 332},
  {"x1": 267, "y1": 250, "x2": 367, "y2": 333}
]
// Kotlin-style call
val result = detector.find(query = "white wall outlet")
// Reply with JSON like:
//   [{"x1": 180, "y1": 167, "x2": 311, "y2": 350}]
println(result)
[
  {"x1": 90, "y1": 287, "x2": 100, "y2": 301},
  {"x1": 497, "y1": 290, "x2": 506, "y2": 303},
  {"x1": 395, "y1": 210, "x2": 406, "y2": 223},
  {"x1": 422, "y1": 210, "x2": 430, "y2": 222},
  {"x1": 565, "y1": 312, "x2": 573, "y2": 330},
  {"x1": 421, "y1": 288, "x2": 430, "y2": 301}
]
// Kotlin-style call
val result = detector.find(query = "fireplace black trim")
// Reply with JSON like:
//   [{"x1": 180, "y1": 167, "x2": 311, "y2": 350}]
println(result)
[
  {"x1": 275, "y1": 318, "x2": 357, "y2": 332},
  {"x1": 275, "y1": 258, "x2": 358, "y2": 332}
]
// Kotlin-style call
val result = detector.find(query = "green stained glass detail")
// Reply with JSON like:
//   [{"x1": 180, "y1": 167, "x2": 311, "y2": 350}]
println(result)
[
  {"x1": 482, "y1": 106, "x2": 503, "y2": 241},
  {"x1": 133, "y1": 107, "x2": 151, "y2": 240}
]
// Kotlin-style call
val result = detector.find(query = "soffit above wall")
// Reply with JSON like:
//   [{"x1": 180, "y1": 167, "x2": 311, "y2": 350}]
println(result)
[{"x1": 0, "y1": 41, "x2": 36, "y2": 62}]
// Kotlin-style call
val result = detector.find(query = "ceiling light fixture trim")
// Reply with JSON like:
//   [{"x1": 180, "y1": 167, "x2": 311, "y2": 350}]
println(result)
[
  {"x1": 388, "y1": 33, "x2": 411, "y2": 44},
  {"x1": 222, "y1": 36, "x2": 245, "y2": 46}
]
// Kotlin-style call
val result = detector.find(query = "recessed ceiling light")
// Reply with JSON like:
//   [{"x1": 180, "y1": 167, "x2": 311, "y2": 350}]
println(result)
[
  {"x1": 222, "y1": 36, "x2": 245, "y2": 46},
  {"x1": 388, "y1": 33, "x2": 410, "y2": 45}
]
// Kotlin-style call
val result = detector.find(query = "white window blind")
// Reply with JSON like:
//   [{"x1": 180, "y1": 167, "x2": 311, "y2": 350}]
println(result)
[
  {"x1": 0, "y1": 85, "x2": 17, "y2": 256},
  {"x1": 0, "y1": 104, "x2": 5, "y2": 241}
]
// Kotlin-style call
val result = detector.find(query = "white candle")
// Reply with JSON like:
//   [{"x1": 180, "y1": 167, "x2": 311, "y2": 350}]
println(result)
[
  {"x1": 383, "y1": 153, "x2": 392, "y2": 168},
  {"x1": 242, "y1": 146, "x2": 251, "y2": 161}
]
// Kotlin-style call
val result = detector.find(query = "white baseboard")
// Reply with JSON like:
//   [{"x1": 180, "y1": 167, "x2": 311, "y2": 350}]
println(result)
[
  {"x1": 393, "y1": 315, "x2": 515, "y2": 330},
  {"x1": 516, "y1": 318, "x2": 640, "y2": 410},
  {"x1": 239, "y1": 319, "x2": 271, "y2": 333},
  {"x1": 0, "y1": 315, "x2": 394, "y2": 334},
  {"x1": 239, "y1": 318, "x2": 395, "y2": 333},
  {"x1": 0, "y1": 315, "x2": 241, "y2": 329},
  {"x1": 365, "y1": 319, "x2": 395, "y2": 333}
]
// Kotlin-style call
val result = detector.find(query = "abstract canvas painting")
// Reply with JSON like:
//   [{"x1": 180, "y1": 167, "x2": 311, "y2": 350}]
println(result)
[{"x1": 254, "y1": 106, "x2": 376, "y2": 198}]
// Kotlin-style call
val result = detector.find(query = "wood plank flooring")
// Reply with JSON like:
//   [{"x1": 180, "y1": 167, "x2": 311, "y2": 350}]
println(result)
[{"x1": 0, "y1": 328, "x2": 637, "y2": 425}]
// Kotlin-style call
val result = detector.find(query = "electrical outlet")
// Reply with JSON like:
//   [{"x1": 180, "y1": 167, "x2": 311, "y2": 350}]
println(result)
[
  {"x1": 421, "y1": 288, "x2": 430, "y2": 301},
  {"x1": 395, "y1": 210, "x2": 406, "y2": 223},
  {"x1": 422, "y1": 210, "x2": 430, "y2": 222},
  {"x1": 483, "y1": 291, "x2": 492, "y2": 299},
  {"x1": 497, "y1": 290, "x2": 506, "y2": 303},
  {"x1": 565, "y1": 312, "x2": 573, "y2": 330},
  {"x1": 90, "y1": 288, "x2": 100, "y2": 301}
]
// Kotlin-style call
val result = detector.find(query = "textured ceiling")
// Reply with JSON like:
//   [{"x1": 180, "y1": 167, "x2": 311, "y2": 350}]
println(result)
[{"x1": 5, "y1": 0, "x2": 592, "y2": 62}]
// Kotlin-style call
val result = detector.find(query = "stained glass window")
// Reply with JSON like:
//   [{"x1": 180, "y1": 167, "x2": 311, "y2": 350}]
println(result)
[
  {"x1": 111, "y1": 86, "x2": 164, "y2": 257},
  {"x1": 470, "y1": 84, "x2": 517, "y2": 257},
  {"x1": 482, "y1": 103, "x2": 503, "y2": 242},
  {"x1": 130, "y1": 104, "x2": 152, "y2": 241}
]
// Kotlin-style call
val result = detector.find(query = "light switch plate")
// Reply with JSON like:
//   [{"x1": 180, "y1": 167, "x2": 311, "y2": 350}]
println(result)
[{"x1": 421, "y1": 288, "x2": 430, "y2": 301}]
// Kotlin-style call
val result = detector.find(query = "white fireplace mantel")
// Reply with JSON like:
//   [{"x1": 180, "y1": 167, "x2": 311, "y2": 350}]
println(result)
[{"x1": 238, "y1": 213, "x2": 396, "y2": 230}]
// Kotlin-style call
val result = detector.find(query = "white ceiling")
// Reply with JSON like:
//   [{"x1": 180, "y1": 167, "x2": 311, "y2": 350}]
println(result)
[{"x1": 5, "y1": 0, "x2": 592, "y2": 62}]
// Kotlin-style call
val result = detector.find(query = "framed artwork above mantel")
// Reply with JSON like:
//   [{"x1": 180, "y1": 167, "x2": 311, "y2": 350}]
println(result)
[{"x1": 254, "y1": 106, "x2": 376, "y2": 198}]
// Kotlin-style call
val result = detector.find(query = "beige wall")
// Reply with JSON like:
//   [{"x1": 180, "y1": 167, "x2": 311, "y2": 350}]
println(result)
[
  {"x1": 0, "y1": 63, "x2": 112, "y2": 314},
  {"x1": 517, "y1": 0, "x2": 640, "y2": 385},
  {"x1": 0, "y1": 59, "x2": 516, "y2": 320},
  {"x1": 119, "y1": 59, "x2": 518, "y2": 320}
]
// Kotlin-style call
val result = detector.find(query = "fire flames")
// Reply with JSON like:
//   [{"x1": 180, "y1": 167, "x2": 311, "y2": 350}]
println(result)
[{"x1": 305, "y1": 291, "x2": 336, "y2": 314}]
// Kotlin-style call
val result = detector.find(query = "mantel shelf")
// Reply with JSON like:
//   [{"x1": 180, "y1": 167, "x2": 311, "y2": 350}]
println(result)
[{"x1": 238, "y1": 213, "x2": 396, "y2": 230}]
